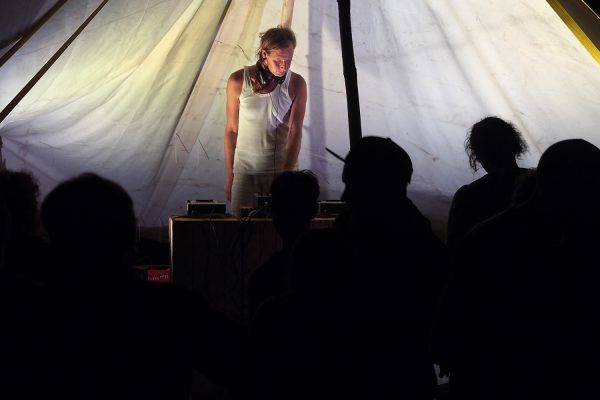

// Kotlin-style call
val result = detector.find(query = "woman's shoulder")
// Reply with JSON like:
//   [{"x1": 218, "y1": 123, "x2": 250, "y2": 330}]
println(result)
[
  {"x1": 289, "y1": 71, "x2": 306, "y2": 86},
  {"x1": 228, "y1": 68, "x2": 245, "y2": 83},
  {"x1": 288, "y1": 71, "x2": 307, "y2": 99},
  {"x1": 227, "y1": 68, "x2": 247, "y2": 97}
]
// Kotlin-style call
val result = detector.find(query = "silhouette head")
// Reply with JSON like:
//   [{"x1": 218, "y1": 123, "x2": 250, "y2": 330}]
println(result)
[
  {"x1": 41, "y1": 173, "x2": 136, "y2": 269},
  {"x1": 342, "y1": 136, "x2": 413, "y2": 205},
  {"x1": 536, "y1": 138, "x2": 600, "y2": 215},
  {"x1": 270, "y1": 170, "x2": 319, "y2": 240},
  {"x1": 466, "y1": 116, "x2": 528, "y2": 172}
]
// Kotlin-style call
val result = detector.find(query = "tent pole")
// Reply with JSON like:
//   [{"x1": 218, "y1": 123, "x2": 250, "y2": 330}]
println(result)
[
  {"x1": 337, "y1": 0, "x2": 362, "y2": 148},
  {"x1": 0, "y1": 0, "x2": 110, "y2": 126},
  {"x1": 0, "y1": 0, "x2": 68, "y2": 70},
  {"x1": 280, "y1": 0, "x2": 295, "y2": 29}
]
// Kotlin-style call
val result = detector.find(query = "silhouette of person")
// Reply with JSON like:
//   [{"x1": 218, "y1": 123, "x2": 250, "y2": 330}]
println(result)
[
  {"x1": 37, "y1": 173, "x2": 246, "y2": 400},
  {"x1": 247, "y1": 169, "x2": 319, "y2": 320},
  {"x1": 447, "y1": 116, "x2": 530, "y2": 248},
  {"x1": 0, "y1": 170, "x2": 50, "y2": 283},
  {"x1": 0, "y1": 193, "x2": 7, "y2": 266},
  {"x1": 510, "y1": 168, "x2": 537, "y2": 207},
  {"x1": 249, "y1": 227, "x2": 352, "y2": 400},
  {"x1": 433, "y1": 139, "x2": 600, "y2": 400},
  {"x1": 333, "y1": 136, "x2": 449, "y2": 399},
  {"x1": 0, "y1": 171, "x2": 54, "y2": 399},
  {"x1": 224, "y1": 27, "x2": 307, "y2": 216}
]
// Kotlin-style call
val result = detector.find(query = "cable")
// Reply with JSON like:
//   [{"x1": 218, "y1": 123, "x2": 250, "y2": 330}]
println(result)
[{"x1": 326, "y1": 147, "x2": 346, "y2": 163}]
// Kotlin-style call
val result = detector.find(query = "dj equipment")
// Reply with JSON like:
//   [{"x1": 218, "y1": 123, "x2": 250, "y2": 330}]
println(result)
[
  {"x1": 186, "y1": 200, "x2": 227, "y2": 217},
  {"x1": 252, "y1": 192, "x2": 272, "y2": 216},
  {"x1": 318, "y1": 200, "x2": 347, "y2": 217}
]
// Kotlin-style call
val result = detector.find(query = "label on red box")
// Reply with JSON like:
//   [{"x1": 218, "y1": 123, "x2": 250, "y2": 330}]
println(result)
[
  {"x1": 147, "y1": 268, "x2": 171, "y2": 283},
  {"x1": 134, "y1": 265, "x2": 172, "y2": 283}
]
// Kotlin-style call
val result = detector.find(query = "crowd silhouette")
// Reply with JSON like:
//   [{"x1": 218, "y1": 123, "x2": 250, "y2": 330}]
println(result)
[
  {"x1": 1, "y1": 173, "x2": 246, "y2": 400},
  {"x1": 1, "y1": 118, "x2": 600, "y2": 399},
  {"x1": 433, "y1": 137, "x2": 600, "y2": 399}
]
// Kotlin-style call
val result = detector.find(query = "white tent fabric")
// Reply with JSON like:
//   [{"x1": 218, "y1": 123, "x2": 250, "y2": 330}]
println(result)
[{"x1": 1, "y1": 0, "x2": 599, "y2": 235}]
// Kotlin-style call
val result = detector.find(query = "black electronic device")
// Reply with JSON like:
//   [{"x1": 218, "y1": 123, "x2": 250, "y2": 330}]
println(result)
[
  {"x1": 318, "y1": 200, "x2": 347, "y2": 217},
  {"x1": 252, "y1": 192, "x2": 272, "y2": 216},
  {"x1": 186, "y1": 200, "x2": 227, "y2": 217}
]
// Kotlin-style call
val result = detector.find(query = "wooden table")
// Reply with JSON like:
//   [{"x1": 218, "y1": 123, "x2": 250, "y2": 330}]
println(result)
[{"x1": 169, "y1": 216, "x2": 334, "y2": 322}]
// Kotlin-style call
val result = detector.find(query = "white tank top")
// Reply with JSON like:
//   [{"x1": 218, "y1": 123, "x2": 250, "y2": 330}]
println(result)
[{"x1": 233, "y1": 66, "x2": 293, "y2": 174}]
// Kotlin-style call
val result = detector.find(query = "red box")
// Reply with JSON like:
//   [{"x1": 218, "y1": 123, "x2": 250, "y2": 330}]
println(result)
[{"x1": 133, "y1": 265, "x2": 172, "y2": 283}]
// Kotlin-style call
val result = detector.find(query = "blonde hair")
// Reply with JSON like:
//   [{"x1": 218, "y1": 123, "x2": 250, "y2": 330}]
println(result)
[{"x1": 255, "y1": 26, "x2": 297, "y2": 61}]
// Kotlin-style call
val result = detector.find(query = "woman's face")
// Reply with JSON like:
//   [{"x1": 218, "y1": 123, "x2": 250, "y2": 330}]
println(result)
[{"x1": 262, "y1": 46, "x2": 294, "y2": 77}]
